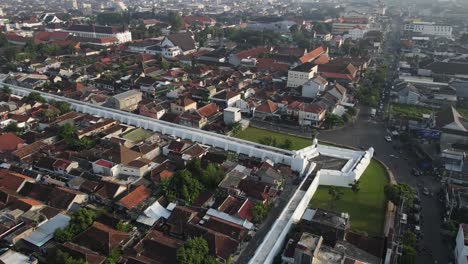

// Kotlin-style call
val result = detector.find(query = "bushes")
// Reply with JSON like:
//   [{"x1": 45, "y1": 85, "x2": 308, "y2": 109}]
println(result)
[{"x1": 54, "y1": 208, "x2": 96, "y2": 242}]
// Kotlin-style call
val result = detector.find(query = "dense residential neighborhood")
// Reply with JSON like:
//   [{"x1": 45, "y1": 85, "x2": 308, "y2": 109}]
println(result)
[{"x1": 0, "y1": 0, "x2": 465, "y2": 263}]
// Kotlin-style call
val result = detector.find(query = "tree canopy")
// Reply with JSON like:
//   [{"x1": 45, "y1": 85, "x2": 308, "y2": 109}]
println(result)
[
  {"x1": 168, "y1": 11, "x2": 184, "y2": 30},
  {"x1": 384, "y1": 183, "x2": 414, "y2": 207},
  {"x1": 162, "y1": 169, "x2": 203, "y2": 203},
  {"x1": 176, "y1": 237, "x2": 217, "y2": 264},
  {"x1": 54, "y1": 208, "x2": 96, "y2": 242}
]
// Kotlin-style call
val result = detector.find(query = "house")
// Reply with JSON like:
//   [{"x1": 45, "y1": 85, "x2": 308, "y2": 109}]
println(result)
[
  {"x1": 344, "y1": 25, "x2": 368, "y2": 40},
  {"x1": 93, "y1": 181, "x2": 127, "y2": 204},
  {"x1": 12, "y1": 141, "x2": 46, "y2": 163},
  {"x1": 298, "y1": 46, "x2": 328, "y2": 64},
  {"x1": 60, "y1": 242, "x2": 106, "y2": 264},
  {"x1": 171, "y1": 97, "x2": 197, "y2": 114},
  {"x1": 0, "y1": 133, "x2": 25, "y2": 153},
  {"x1": 117, "y1": 185, "x2": 152, "y2": 211},
  {"x1": 107, "y1": 90, "x2": 143, "y2": 111},
  {"x1": 318, "y1": 63, "x2": 359, "y2": 85},
  {"x1": 224, "y1": 107, "x2": 242, "y2": 125},
  {"x1": 300, "y1": 208, "x2": 350, "y2": 246},
  {"x1": 217, "y1": 195, "x2": 254, "y2": 222},
  {"x1": 160, "y1": 32, "x2": 197, "y2": 56},
  {"x1": 455, "y1": 223, "x2": 468, "y2": 264},
  {"x1": 92, "y1": 159, "x2": 120, "y2": 177},
  {"x1": 19, "y1": 182, "x2": 88, "y2": 211},
  {"x1": 64, "y1": 24, "x2": 132, "y2": 44},
  {"x1": 282, "y1": 232, "x2": 323, "y2": 264},
  {"x1": 392, "y1": 82, "x2": 421, "y2": 105},
  {"x1": 211, "y1": 90, "x2": 241, "y2": 109},
  {"x1": 128, "y1": 230, "x2": 183, "y2": 264},
  {"x1": 74, "y1": 222, "x2": 129, "y2": 255},
  {"x1": 136, "y1": 198, "x2": 171, "y2": 226},
  {"x1": 166, "y1": 206, "x2": 199, "y2": 237},
  {"x1": 287, "y1": 62, "x2": 318, "y2": 88},
  {"x1": 237, "y1": 179, "x2": 278, "y2": 203},
  {"x1": 0, "y1": 250, "x2": 38, "y2": 264},
  {"x1": 0, "y1": 169, "x2": 34, "y2": 192},
  {"x1": 302, "y1": 76, "x2": 328, "y2": 98},
  {"x1": 254, "y1": 100, "x2": 279, "y2": 119},
  {"x1": 22, "y1": 213, "x2": 70, "y2": 249},
  {"x1": 120, "y1": 158, "x2": 152, "y2": 178}
]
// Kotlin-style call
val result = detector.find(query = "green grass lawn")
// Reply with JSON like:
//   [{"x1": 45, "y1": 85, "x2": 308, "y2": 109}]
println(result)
[
  {"x1": 235, "y1": 127, "x2": 313, "y2": 150},
  {"x1": 457, "y1": 107, "x2": 468, "y2": 119},
  {"x1": 391, "y1": 103, "x2": 433, "y2": 119},
  {"x1": 309, "y1": 160, "x2": 389, "y2": 236},
  {"x1": 122, "y1": 128, "x2": 154, "y2": 142}
]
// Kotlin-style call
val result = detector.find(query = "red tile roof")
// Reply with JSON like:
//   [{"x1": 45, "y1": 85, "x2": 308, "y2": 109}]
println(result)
[
  {"x1": 74, "y1": 222, "x2": 129, "y2": 255},
  {"x1": 118, "y1": 185, "x2": 151, "y2": 210},
  {"x1": 235, "y1": 46, "x2": 272, "y2": 60},
  {"x1": 197, "y1": 103, "x2": 219, "y2": 118},
  {"x1": 0, "y1": 169, "x2": 32, "y2": 192},
  {"x1": 299, "y1": 46, "x2": 326, "y2": 64},
  {"x1": 256, "y1": 100, "x2": 278, "y2": 114},
  {"x1": 0, "y1": 133, "x2": 24, "y2": 152}
]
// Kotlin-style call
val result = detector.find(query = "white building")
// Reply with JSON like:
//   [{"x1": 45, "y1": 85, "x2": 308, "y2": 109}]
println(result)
[
  {"x1": 344, "y1": 26, "x2": 367, "y2": 40},
  {"x1": 455, "y1": 224, "x2": 468, "y2": 264},
  {"x1": 302, "y1": 76, "x2": 328, "y2": 98},
  {"x1": 63, "y1": 24, "x2": 132, "y2": 44},
  {"x1": 287, "y1": 62, "x2": 318, "y2": 88},
  {"x1": 224, "y1": 107, "x2": 242, "y2": 125},
  {"x1": 404, "y1": 22, "x2": 453, "y2": 38}
]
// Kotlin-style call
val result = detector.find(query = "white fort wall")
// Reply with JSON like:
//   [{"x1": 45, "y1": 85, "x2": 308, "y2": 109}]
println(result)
[
  {"x1": 5, "y1": 83, "x2": 312, "y2": 171},
  {"x1": 250, "y1": 144, "x2": 374, "y2": 263}
]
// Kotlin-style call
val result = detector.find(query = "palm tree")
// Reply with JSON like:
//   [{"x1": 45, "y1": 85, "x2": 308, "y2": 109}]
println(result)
[
  {"x1": 349, "y1": 180, "x2": 361, "y2": 194},
  {"x1": 328, "y1": 186, "x2": 344, "y2": 209}
]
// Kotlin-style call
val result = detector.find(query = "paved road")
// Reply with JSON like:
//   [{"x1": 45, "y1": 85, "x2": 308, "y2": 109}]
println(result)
[{"x1": 318, "y1": 108, "x2": 450, "y2": 264}]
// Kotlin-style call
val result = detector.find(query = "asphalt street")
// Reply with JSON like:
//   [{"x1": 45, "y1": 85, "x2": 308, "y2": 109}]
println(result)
[{"x1": 317, "y1": 109, "x2": 450, "y2": 264}]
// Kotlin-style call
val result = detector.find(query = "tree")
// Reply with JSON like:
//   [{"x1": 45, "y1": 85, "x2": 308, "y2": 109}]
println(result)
[
  {"x1": 328, "y1": 186, "x2": 344, "y2": 209},
  {"x1": 44, "y1": 108, "x2": 61, "y2": 122},
  {"x1": 200, "y1": 163, "x2": 226, "y2": 189},
  {"x1": 54, "y1": 208, "x2": 96, "y2": 242},
  {"x1": 58, "y1": 123, "x2": 77, "y2": 140},
  {"x1": 324, "y1": 113, "x2": 344, "y2": 129},
  {"x1": 231, "y1": 122, "x2": 242, "y2": 136},
  {"x1": 252, "y1": 202, "x2": 270, "y2": 224},
  {"x1": 163, "y1": 169, "x2": 203, "y2": 203},
  {"x1": 24, "y1": 92, "x2": 46, "y2": 103},
  {"x1": 402, "y1": 231, "x2": 417, "y2": 247},
  {"x1": 384, "y1": 183, "x2": 414, "y2": 207},
  {"x1": 2, "y1": 85, "x2": 11, "y2": 94},
  {"x1": 160, "y1": 59, "x2": 170, "y2": 70},
  {"x1": 53, "y1": 250, "x2": 87, "y2": 264},
  {"x1": 3, "y1": 122, "x2": 22, "y2": 134},
  {"x1": 347, "y1": 107, "x2": 357, "y2": 116},
  {"x1": 116, "y1": 221, "x2": 132, "y2": 232},
  {"x1": 168, "y1": 11, "x2": 183, "y2": 31},
  {"x1": 176, "y1": 237, "x2": 214, "y2": 264},
  {"x1": 4, "y1": 46, "x2": 18, "y2": 62},
  {"x1": 52, "y1": 101, "x2": 71, "y2": 115},
  {"x1": 105, "y1": 249, "x2": 122, "y2": 264},
  {"x1": 349, "y1": 180, "x2": 360, "y2": 194}
]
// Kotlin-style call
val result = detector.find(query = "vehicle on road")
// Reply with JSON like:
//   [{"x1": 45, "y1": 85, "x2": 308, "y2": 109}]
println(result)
[
  {"x1": 423, "y1": 187, "x2": 430, "y2": 196},
  {"x1": 412, "y1": 168, "x2": 421, "y2": 177},
  {"x1": 385, "y1": 136, "x2": 392, "y2": 142}
]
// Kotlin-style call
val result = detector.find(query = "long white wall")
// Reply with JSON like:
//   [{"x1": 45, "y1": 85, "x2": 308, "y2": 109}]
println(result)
[{"x1": 5, "y1": 83, "x2": 310, "y2": 171}]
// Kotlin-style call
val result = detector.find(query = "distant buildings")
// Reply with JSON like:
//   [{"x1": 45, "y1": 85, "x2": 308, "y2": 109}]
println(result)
[
  {"x1": 404, "y1": 22, "x2": 453, "y2": 38},
  {"x1": 63, "y1": 24, "x2": 132, "y2": 44}
]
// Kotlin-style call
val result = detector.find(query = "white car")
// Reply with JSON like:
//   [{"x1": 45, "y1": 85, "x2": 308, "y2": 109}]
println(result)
[{"x1": 385, "y1": 136, "x2": 392, "y2": 142}]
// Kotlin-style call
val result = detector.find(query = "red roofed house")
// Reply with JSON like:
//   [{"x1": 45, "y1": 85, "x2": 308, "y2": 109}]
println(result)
[
  {"x1": 0, "y1": 133, "x2": 25, "y2": 153},
  {"x1": 184, "y1": 16, "x2": 216, "y2": 26},
  {"x1": 298, "y1": 46, "x2": 328, "y2": 64},
  {"x1": 0, "y1": 169, "x2": 34, "y2": 192},
  {"x1": 254, "y1": 100, "x2": 279, "y2": 119},
  {"x1": 179, "y1": 103, "x2": 220, "y2": 129},
  {"x1": 287, "y1": 101, "x2": 327, "y2": 126},
  {"x1": 229, "y1": 46, "x2": 273, "y2": 66},
  {"x1": 74, "y1": 222, "x2": 129, "y2": 255},
  {"x1": 217, "y1": 195, "x2": 254, "y2": 221},
  {"x1": 318, "y1": 63, "x2": 359, "y2": 85},
  {"x1": 117, "y1": 185, "x2": 151, "y2": 211}
]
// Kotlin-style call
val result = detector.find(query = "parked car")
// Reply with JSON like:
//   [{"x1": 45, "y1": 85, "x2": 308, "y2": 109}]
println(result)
[
  {"x1": 423, "y1": 188, "x2": 430, "y2": 196},
  {"x1": 412, "y1": 168, "x2": 421, "y2": 177},
  {"x1": 385, "y1": 136, "x2": 392, "y2": 142}
]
